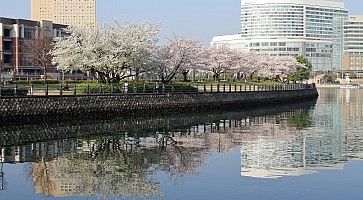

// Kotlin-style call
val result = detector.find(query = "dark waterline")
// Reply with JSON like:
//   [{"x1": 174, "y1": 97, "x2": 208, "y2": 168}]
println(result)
[{"x1": 0, "y1": 88, "x2": 362, "y2": 200}]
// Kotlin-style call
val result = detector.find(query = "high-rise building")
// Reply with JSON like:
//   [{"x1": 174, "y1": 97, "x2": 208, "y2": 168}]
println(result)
[
  {"x1": 343, "y1": 16, "x2": 363, "y2": 72},
  {"x1": 31, "y1": 0, "x2": 96, "y2": 28},
  {"x1": 212, "y1": 0, "x2": 348, "y2": 71}
]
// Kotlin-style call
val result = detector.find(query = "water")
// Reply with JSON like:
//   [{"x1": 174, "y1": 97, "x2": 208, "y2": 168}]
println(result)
[{"x1": 0, "y1": 88, "x2": 362, "y2": 200}]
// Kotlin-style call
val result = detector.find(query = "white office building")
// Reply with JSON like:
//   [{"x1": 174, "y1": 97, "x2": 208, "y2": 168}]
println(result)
[
  {"x1": 343, "y1": 15, "x2": 363, "y2": 71},
  {"x1": 212, "y1": 0, "x2": 348, "y2": 71}
]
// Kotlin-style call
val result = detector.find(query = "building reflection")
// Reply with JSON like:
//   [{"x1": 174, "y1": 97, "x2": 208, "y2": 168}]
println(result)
[
  {"x1": 2, "y1": 94, "x2": 363, "y2": 195},
  {"x1": 0, "y1": 106, "x2": 317, "y2": 196},
  {"x1": 240, "y1": 88, "x2": 363, "y2": 179}
]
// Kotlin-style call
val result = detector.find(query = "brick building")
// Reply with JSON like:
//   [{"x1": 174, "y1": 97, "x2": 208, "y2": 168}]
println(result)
[{"x1": 0, "y1": 17, "x2": 67, "y2": 76}]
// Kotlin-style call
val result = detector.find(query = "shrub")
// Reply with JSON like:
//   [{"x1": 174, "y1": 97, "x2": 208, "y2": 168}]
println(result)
[
  {"x1": 13, "y1": 80, "x2": 99, "y2": 85},
  {"x1": 0, "y1": 87, "x2": 28, "y2": 96},
  {"x1": 75, "y1": 82, "x2": 198, "y2": 94},
  {"x1": 13, "y1": 80, "x2": 61, "y2": 85}
]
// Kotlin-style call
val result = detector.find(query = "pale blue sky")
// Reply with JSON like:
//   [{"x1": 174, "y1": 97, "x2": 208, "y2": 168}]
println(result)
[{"x1": 0, "y1": 0, "x2": 362, "y2": 43}]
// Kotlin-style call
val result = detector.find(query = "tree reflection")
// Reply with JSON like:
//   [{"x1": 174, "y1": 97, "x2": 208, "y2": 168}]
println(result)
[{"x1": 0, "y1": 101, "x2": 324, "y2": 197}]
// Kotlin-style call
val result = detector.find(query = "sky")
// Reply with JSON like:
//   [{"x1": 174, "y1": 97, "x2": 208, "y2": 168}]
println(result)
[{"x1": 0, "y1": 0, "x2": 362, "y2": 43}]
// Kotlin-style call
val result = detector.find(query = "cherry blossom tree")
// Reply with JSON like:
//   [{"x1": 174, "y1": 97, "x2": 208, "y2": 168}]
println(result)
[
  {"x1": 152, "y1": 38, "x2": 204, "y2": 84},
  {"x1": 52, "y1": 27, "x2": 94, "y2": 72},
  {"x1": 205, "y1": 45, "x2": 239, "y2": 81},
  {"x1": 257, "y1": 56, "x2": 304, "y2": 82},
  {"x1": 178, "y1": 41, "x2": 210, "y2": 82},
  {"x1": 233, "y1": 52, "x2": 265, "y2": 81},
  {"x1": 52, "y1": 21, "x2": 159, "y2": 83}
]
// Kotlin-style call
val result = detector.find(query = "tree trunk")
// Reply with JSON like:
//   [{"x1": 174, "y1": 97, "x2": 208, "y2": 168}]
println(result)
[
  {"x1": 214, "y1": 73, "x2": 220, "y2": 81},
  {"x1": 135, "y1": 71, "x2": 140, "y2": 81},
  {"x1": 182, "y1": 71, "x2": 188, "y2": 82},
  {"x1": 43, "y1": 65, "x2": 47, "y2": 84}
]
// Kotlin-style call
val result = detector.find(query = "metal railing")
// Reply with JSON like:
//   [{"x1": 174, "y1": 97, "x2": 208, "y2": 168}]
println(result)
[{"x1": 0, "y1": 83, "x2": 316, "y2": 97}]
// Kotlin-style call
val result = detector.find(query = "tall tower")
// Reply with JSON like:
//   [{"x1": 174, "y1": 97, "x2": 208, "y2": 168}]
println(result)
[{"x1": 31, "y1": 0, "x2": 96, "y2": 28}]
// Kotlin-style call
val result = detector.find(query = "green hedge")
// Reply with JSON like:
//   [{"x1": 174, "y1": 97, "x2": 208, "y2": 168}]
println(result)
[
  {"x1": 0, "y1": 87, "x2": 28, "y2": 96},
  {"x1": 13, "y1": 80, "x2": 98, "y2": 85},
  {"x1": 13, "y1": 80, "x2": 61, "y2": 85},
  {"x1": 76, "y1": 83, "x2": 198, "y2": 94}
]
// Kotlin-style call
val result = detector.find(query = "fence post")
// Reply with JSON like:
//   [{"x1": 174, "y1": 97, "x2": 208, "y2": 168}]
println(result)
[
  {"x1": 60, "y1": 84, "x2": 63, "y2": 96},
  {"x1": 73, "y1": 84, "x2": 77, "y2": 95},
  {"x1": 223, "y1": 84, "x2": 226, "y2": 92},
  {"x1": 30, "y1": 84, "x2": 33, "y2": 96},
  {"x1": 87, "y1": 84, "x2": 90, "y2": 94},
  {"x1": 204, "y1": 84, "x2": 206, "y2": 93},
  {"x1": 143, "y1": 84, "x2": 146, "y2": 93},
  {"x1": 45, "y1": 84, "x2": 48, "y2": 96},
  {"x1": 217, "y1": 84, "x2": 220, "y2": 93},
  {"x1": 14, "y1": 84, "x2": 17, "y2": 96},
  {"x1": 245, "y1": 85, "x2": 247, "y2": 91},
  {"x1": 211, "y1": 84, "x2": 213, "y2": 93},
  {"x1": 162, "y1": 84, "x2": 165, "y2": 94},
  {"x1": 111, "y1": 84, "x2": 114, "y2": 94},
  {"x1": 234, "y1": 84, "x2": 237, "y2": 92},
  {"x1": 133, "y1": 84, "x2": 137, "y2": 93},
  {"x1": 100, "y1": 84, "x2": 103, "y2": 94}
]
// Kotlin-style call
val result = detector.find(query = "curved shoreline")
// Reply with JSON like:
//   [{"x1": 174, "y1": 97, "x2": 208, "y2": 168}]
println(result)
[
  {"x1": 0, "y1": 87, "x2": 319, "y2": 122},
  {"x1": 0, "y1": 99, "x2": 317, "y2": 147}
]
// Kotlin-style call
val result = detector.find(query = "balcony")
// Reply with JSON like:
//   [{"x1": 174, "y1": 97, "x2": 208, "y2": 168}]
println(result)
[
  {"x1": 3, "y1": 36, "x2": 12, "y2": 41},
  {"x1": 3, "y1": 50, "x2": 12, "y2": 55}
]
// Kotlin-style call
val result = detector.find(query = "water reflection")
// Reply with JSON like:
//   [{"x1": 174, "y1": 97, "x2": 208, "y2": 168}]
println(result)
[
  {"x1": 0, "y1": 101, "x2": 316, "y2": 197},
  {"x1": 241, "y1": 88, "x2": 363, "y2": 179},
  {"x1": 0, "y1": 89, "x2": 363, "y2": 198}
]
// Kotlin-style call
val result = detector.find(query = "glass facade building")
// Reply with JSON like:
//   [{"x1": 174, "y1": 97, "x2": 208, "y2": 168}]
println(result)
[{"x1": 212, "y1": 0, "x2": 348, "y2": 71}]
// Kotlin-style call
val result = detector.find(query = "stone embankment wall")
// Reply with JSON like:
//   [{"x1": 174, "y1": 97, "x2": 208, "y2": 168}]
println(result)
[
  {"x1": 0, "y1": 100, "x2": 316, "y2": 147},
  {"x1": 0, "y1": 88, "x2": 318, "y2": 120}
]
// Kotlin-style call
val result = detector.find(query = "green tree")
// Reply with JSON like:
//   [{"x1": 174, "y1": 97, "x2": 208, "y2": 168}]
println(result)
[{"x1": 288, "y1": 55, "x2": 312, "y2": 82}]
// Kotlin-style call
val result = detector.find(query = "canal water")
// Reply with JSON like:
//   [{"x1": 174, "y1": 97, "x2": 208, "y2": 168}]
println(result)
[{"x1": 0, "y1": 88, "x2": 362, "y2": 200}]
